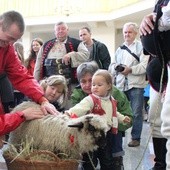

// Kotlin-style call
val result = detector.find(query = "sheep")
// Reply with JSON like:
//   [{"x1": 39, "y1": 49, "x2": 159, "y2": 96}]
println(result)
[{"x1": 9, "y1": 101, "x2": 109, "y2": 159}]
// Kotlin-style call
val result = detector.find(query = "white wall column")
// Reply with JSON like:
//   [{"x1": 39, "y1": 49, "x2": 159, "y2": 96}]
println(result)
[
  {"x1": 22, "y1": 30, "x2": 31, "y2": 59},
  {"x1": 91, "y1": 22, "x2": 116, "y2": 63}
]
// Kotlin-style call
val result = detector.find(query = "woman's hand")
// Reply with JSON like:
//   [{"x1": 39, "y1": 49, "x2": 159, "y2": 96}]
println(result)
[
  {"x1": 139, "y1": 13, "x2": 156, "y2": 36},
  {"x1": 40, "y1": 101, "x2": 60, "y2": 115}
]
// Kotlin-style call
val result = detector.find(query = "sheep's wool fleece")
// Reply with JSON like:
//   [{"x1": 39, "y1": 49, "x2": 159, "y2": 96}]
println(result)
[{"x1": 9, "y1": 101, "x2": 109, "y2": 159}]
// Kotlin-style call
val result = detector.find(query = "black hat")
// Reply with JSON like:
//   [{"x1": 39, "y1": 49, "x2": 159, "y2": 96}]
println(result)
[{"x1": 146, "y1": 57, "x2": 167, "y2": 92}]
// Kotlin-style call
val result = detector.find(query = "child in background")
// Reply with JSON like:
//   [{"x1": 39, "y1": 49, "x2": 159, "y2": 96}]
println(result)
[
  {"x1": 66, "y1": 69, "x2": 131, "y2": 170},
  {"x1": 40, "y1": 75, "x2": 68, "y2": 112}
]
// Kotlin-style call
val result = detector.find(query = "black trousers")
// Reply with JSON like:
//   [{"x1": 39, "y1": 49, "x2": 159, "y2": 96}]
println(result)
[
  {"x1": 152, "y1": 137, "x2": 167, "y2": 170},
  {"x1": 82, "y1": 130, "x2": 114, "y2": 170}
]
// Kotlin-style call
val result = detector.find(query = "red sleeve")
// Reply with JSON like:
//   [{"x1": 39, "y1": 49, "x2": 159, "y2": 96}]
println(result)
[
  {"x1": 0, "y1": 112, "x2": 25, "y2": 136},
  {"x1": 1, "y1": 45, "x2": 44, "y2": 103},
  {"x1": 27, "y1": 59, "x2": 36, "y2": 76}
]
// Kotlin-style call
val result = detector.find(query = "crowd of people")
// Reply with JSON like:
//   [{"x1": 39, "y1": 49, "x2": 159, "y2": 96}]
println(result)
[{"x1": 1, "y1": 1, "x2": 170, "y2": 168}]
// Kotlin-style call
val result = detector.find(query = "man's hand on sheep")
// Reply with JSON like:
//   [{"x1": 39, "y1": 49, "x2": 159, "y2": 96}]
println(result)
[
  {"x1": 22, "y1": 107, "x2": 45, "y2": 120},
  {"x1": 40, "y1": 101, "x2": 60, "y2": 115}
]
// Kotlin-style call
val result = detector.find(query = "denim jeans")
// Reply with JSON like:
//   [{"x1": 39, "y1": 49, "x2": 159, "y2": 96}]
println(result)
[
  {"x1": 124, "y1": 88, "x2": 144, "y2": 141},
  {"x1": 112, "y1": 131, "x2": 125, "y2": 157}
]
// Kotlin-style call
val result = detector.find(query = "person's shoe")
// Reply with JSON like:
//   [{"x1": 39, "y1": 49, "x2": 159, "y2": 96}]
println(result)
[{"x1": 128, "y1": 140, "x2": 140, "y2": 147}]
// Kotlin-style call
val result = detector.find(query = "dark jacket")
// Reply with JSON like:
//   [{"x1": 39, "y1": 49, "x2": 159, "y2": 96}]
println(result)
[{"x1": 90, "y1": 39, "x2": 111, "y2": 69}]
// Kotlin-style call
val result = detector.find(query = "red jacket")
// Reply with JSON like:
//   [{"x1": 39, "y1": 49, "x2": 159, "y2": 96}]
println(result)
[
  {"x1": 0, "y1": 112, "x2": 25, "y2": 136},
  {"x1": 0, "y1": 45, "x2": 46, "y2": 135},
  {"x1": 27, "y1": 58, "x2": 36, "y2": 76}
]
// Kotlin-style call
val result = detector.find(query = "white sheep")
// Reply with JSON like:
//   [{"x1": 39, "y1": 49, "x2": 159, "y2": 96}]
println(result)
[{"x1": 9, "y1": 101, "x2": 109, "y2": 159}]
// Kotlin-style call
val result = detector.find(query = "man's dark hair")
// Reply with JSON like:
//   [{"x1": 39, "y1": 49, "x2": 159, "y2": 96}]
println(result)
[
  {"x1": 0, "y1": 10, "x2": 25, "y2": 33},
  {"x1": 80, "y1": 26, "x2": 91, "y2": 34}
]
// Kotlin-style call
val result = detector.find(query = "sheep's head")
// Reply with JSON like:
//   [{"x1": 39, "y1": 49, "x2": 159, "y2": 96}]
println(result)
[{"x1": 68, "y1": 114, "x2": 109, "y2": 149}]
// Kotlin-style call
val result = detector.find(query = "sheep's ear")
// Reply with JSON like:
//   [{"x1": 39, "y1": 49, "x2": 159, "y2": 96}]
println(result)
[{"x1": 68, "y1": 122, "x2": 84, "y2": 128}]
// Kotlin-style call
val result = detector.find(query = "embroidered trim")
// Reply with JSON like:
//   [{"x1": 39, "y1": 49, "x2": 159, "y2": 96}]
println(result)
[{"x1": 41, "y1": 39, "x2": 56, "y2": 79}]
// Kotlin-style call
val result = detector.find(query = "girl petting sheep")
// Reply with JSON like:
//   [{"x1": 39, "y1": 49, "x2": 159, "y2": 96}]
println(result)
[
  {"x1": 71, "y1": 61, "x2": 132, "y2": 169},
  {"x1": 66, "y1": 69, "x2": 131, "y2": 170},
  {"x1": 40, "y1": 75, "x2": 68, "y2": 112}
]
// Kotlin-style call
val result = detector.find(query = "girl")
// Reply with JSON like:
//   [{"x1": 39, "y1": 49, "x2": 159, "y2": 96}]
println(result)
[
  {"x1": 25, "y1": 38, "x2": 43, "y2": 76},
  {"x1": 66, "y1": 69, "x2": 131, "y2": 170},
  {"x1": 40, "y1": 75, "x2": 68, "y2": 112}
]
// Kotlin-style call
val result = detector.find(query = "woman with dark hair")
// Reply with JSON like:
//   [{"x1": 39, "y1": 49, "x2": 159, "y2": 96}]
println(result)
[{"x1": 25, "y1": 38, "x2": 43, "y2": 76}]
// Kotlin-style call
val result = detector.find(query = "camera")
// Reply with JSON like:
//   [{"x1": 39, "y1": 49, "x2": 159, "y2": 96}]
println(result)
[{"x1": 115, "y1": 64, "x2": 125, "y2": 72}]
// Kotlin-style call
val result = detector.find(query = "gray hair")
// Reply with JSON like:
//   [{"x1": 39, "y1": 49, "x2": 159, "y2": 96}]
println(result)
[
  {"x1": 54, "y1": 21, "x2": 68, "y2": 29},
  {"x1": 77, "y1": 61, "x2": 99, "y2": 82},
  {"x1": 0, "y1": 10, "x2": 25, "y2": 33},
  {"x1": 123, "y1": 22, "x2": 138, "y2": 33}
]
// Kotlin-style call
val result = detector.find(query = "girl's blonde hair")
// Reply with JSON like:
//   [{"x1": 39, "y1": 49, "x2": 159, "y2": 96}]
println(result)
[
  {"x1": 93, "y1": 69, "x2": 113, "y2": 93},
  {"x1": 40, "y1": 75, "x2": 68, "y2": 107}
]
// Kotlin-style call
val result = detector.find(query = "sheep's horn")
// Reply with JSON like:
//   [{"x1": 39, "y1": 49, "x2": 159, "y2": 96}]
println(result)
[{"x1": 68, "y1": 122, "x2": 84, "y2": 128}]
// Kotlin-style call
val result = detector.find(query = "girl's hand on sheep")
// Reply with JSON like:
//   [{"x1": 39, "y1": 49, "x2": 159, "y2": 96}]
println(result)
[
  {"x1": 123, "y1": 116, "x2": 131, "y2": 124},
  {"x1": 22, "y1": 107, "x2": 45, "y2": 120},
  {"x1": 41, "y1": 101, "x2": 60, "y2": 115}
]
